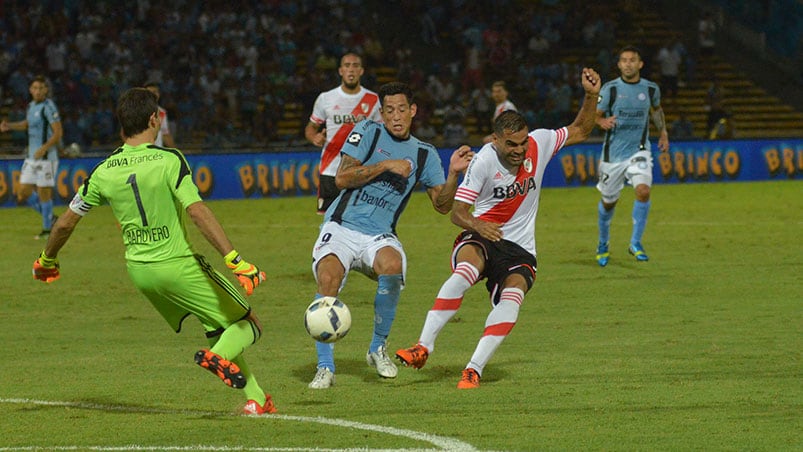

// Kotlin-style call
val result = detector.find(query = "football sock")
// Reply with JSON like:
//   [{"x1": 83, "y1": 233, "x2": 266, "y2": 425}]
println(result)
[
  {"x1": 315, "y1": 341, "x2": 335, "y2": 372},
  {"x1": 466, "y1": 288, "x2": 523, "y2": 375},
  {"x1": 233, "y1": 356, "x2": 266, "y2": 403},
  {"x1": 26, "y1": 191, "x2": 42, "y2": 215},
  {"x1": 369, "y1": 274, "x2": 402, "y2": 353},
  {"x1": 210, "y1": 319, "x2": 259, "y2": 361},
  {"x1": 597, "y1": 200, "x2": 614, "y2": 245},
  {"x1": 313, "y1": 293, "x2": 336, "y2": 372},
  {"x1": 41, "y1": 199, "x2": 54, "y2": 230},
  {"x1": 631, "y1": 200, "x2": 651, "y2": 246},
  {"x1": 419, "y1": 262, "x2": 479, "y2": 351}
]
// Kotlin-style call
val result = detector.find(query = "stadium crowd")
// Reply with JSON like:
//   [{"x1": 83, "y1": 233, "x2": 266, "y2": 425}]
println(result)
[{"x1": 0, "y1": 0, "x2": 745, "y2": 153}]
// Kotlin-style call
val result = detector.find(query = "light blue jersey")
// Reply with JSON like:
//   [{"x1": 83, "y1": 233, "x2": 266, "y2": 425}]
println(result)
[
  {"x1": 26, "y1": 98, "x2": 61, "y2": 162},
  {"x1": 597, "y1": 77, "x2": 660, "y2": 163},
  {"x1": 324, "y1": 120, "x2": 445, "y2": 235}
]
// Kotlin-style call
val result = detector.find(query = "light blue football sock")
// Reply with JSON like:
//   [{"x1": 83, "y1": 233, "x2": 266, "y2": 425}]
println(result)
[
  {"x1": 41, "y1": 199, "x2": 54, "y2": 230},
  {"x1": 598, "y1": 201, "x2": 614, "y2": 245},
  {"x1": 26, "y1": 191, "x2": 42, "y2": 215},
  {"x1": 313, "y1": 293, "x2": 336, "y2": 372},
  {"x1": 631, "y1": 200, "x2": 651, "y2": 246},
  {"x1": 369, "y1": 274, "x2": 402, "y2": 353}
]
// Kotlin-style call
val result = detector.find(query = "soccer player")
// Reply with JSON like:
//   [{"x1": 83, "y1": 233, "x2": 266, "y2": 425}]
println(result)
[
  {"x1": 396, "y1": 68, "x2": 602, "y2": 389},
  {"x1": 482, "y1": 80, "x2": 517, "y2": 143},
  {"x1": 144, "y1": 81, "x2": 176, "y2": 148},
  {"x1": 305, "y1": 52, "x2": 382, "y2": 214},
  {"x1": 594, "y1": 45, "x2": 670, "y2": 266},
  {"x1": 308, "y1": 82, "x2": 473, "y2": 389},
  {"x1": 0, "y1": 75, "x2": 62, "y2": 239},
  {"x1": 31, "y1": 88, "x2": 276, "y2": 415}
]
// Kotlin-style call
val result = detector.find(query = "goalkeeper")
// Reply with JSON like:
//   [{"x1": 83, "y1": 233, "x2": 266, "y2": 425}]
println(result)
[{"x1": 32, "y1": 87, "x2": 276, "y2": 416}]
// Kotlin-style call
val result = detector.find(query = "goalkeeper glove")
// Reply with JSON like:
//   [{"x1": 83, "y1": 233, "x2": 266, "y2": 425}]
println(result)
[
  {"x1": 224, "y1": 250, "x2": 265, "y2": 296},
  {"x1": 33, "y1": 250, "x2": 61, "y2": 283}
]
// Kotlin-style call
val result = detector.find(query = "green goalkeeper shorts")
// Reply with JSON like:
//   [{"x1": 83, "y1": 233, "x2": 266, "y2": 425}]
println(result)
[{"x1": 127, "y1": 254, "x2": 251, "y2": 333}]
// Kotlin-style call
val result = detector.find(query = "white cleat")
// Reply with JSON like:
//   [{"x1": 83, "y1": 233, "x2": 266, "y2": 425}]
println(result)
[
  {"x1": 308, "y1": 367, "x2": 335, "y2": 389},
  {"x1": 366, "y1": 344, "x2": 398, "y2": 378}
]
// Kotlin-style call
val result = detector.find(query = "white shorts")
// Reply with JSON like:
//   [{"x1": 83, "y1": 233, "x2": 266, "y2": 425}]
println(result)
[
  {"x1": 596, "y1": 150, "x2": 653, "y2": 203},
  {"x1": 311, "y1": 221, "x2": 407, "y2": 290},
  {"x1": 19, "y1": 158, "x2": 58, "y2": 187}
]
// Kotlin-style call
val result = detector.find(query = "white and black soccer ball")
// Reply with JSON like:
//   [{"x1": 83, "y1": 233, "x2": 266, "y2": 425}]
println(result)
[{"x1": 304, "y1": 296, "x2": 352, "y2": 343}]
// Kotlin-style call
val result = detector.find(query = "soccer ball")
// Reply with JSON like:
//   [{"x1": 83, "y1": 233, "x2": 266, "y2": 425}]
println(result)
[{"x1": 304, "y1": 296, "x2": 352, "y2": 343}]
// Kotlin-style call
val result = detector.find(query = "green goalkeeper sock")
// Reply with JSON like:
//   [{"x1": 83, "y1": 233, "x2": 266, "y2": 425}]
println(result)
[
  {"x1": 233, "y1": 356, "x2": 266, "y2": 403},
  {"x1": 210, "y1": 319, "x2": 259, "y2": 361}
]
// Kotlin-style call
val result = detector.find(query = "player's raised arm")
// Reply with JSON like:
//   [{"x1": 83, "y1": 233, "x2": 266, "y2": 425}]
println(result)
[{"x1": 565, "y1": 68, "x2": 602, "y2": 147}]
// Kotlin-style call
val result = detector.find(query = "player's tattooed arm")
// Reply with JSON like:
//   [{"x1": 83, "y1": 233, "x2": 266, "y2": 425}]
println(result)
[
  {"x1": 335, "y1": 154, "x2": 412, "y2": 189},
  {"x1": 652, "y1": 106, "x2": 670, "y2": 152},
  {"x1": 652, "y1": 106, "x2": 667, "y2": 134}
]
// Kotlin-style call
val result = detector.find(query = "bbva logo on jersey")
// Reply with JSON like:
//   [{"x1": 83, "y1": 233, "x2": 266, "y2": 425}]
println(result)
[{"x1": 492, "y1": 176, "x2": 537, "y2": 199}]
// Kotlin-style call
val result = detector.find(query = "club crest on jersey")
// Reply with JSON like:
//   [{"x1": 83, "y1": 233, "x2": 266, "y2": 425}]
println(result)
[
  {"x1": 523, "y1": 158, "x2": 533, "y2": 173},
  {"x1": 638, "y1": 93, "x2": 647, "y2": 101},
  {"x1": 493, "y1": 176, "x2": 537, "y2": 199},
  {"x1": 405, "y1": 157, "x2": 416, "y2": 173},
  {"x1": 347, "y1": 131, "x2": 362, "y2": 144},
  {"x1": 361, "y1": 103, "x2": 370, "y2": 113}
]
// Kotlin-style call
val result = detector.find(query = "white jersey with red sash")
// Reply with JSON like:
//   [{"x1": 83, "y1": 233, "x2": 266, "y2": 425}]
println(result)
[
  {"x1": 309, "y1": 86, "x2": 382, "y2": 177},
  {"x1": 454, "y1": 127, "x2": 568, "y2": 256}
]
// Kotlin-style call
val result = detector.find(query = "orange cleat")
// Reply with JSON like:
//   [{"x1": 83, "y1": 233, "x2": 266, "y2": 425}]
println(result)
[
  {"x1": 395, "y1": 344, "x2": 430, "y2": 369},
  {"x1": 457, "y1": 368, "x2": 480, "y2": 389},
  {"x1": 194, "y1": 349, "x2": 246, "y2": 389},
  {"x1": 244, "y1": 394, "x2": 277, "y2": 415}
]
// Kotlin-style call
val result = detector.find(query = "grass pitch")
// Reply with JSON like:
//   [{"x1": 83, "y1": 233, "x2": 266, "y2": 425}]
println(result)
[{"x1": 0, "y1": 180, "x2": 800, "y2": 451}]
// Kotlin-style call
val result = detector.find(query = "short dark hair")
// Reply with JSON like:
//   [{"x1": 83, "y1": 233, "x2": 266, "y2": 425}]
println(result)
[
  {"x1": 618, "y1": 45, "x2": 642, "y2": 59},
  {"x1": 378, "y1": 82, "x2": 414, "y2": 105},
  {"x1": 493, "y1": 110, "x2": 528, "y2": 136},
  {"x1": 116, "y1": 88, "x2": 159, "y2": 139},
  {"x1": 30, "y1": 75, "x2": 49, "y2": 86}
]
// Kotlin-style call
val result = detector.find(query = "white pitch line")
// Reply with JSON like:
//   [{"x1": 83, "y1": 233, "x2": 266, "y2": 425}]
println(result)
[{"x1": 0, "y1": 398, "x2": 477, "y2": 452}]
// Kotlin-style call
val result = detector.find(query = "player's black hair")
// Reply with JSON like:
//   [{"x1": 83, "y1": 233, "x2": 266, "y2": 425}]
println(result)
[
  {"x1": 618, "y1": 45, "x2": 643, "y2": 59},
  {"x1": 117, "y1": 88, "x2": 159, "y2": 139},
  {"x1": 493, "y1": 110, "x2": 528, "y2": 136},
  {"x1": 378, "y1": 82, "x2": 414, "y2": 105}
]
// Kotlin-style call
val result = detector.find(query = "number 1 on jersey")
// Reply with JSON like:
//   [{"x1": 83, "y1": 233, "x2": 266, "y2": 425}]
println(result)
[{"x1": 127, "y1": 173, "x2": 149, "y2": 226}]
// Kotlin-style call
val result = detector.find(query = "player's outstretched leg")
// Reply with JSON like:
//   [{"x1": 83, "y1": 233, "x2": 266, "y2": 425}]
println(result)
[
  {"x1": 366, "y1": 274, "x2": 402, "y2": 378},
  {"x1": 397, "y1": 262, "x2": 479, "y2": 369}
]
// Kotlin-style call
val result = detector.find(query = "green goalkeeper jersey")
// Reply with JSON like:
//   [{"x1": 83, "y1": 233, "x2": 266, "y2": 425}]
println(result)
[{"x1": 72, "y1": 143, "x2": 202, "y2": 263}]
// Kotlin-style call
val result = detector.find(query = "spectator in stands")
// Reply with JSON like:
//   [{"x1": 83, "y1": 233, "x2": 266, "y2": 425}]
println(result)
[
  {"x1": 655, "y1": 39, "x2": 682, "y2": 98},
  {"x1": 670, "y1": 112, "x2": 695, "y2": 139},
  {"x1": 709, "y1": 110, "x2": 735, "y2": 140},
  {"x1": 698, "y1": 11, "x2": 717, "y2": 57}
]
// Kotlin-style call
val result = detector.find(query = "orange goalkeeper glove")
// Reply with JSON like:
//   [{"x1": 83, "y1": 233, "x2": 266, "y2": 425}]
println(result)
[
  {"x1": 33, "y1": 250, "x2": 60, "y2": 283},
  {"x1": 224, "y1": 250, "x2": 265, "y2": 296}
]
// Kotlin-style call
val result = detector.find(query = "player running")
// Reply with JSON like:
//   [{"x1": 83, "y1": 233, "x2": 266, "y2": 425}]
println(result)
[
  {"x1": 594, "y1": 45, "x2": 670, "y2": 265},
  {"x1": 31, "y1": 87, "x2": 276, "y2": 415},
  {"x1": 396, "y1": 68, "x2": 601, "y2": 389}
]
